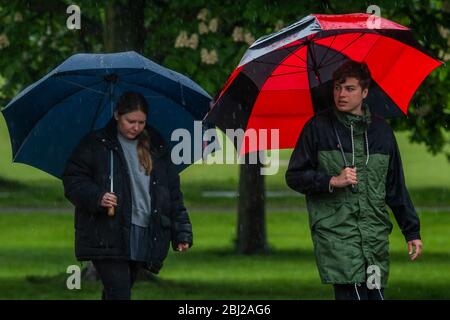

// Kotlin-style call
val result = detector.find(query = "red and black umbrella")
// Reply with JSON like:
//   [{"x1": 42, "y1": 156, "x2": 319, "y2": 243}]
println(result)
[{"x1": 204, "y1": 13, "x2": 442, "y2": 154}]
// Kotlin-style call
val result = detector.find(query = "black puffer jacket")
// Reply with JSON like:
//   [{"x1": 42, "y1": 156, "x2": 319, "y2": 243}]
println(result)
[{"x1": 62, "y1": 119, "x2": 192, "y2": 274}]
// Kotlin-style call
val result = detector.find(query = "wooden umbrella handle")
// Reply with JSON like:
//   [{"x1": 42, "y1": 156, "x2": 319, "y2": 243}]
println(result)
[{"x1": 107, "y1": 206, "x2": 115, "y2": 217}]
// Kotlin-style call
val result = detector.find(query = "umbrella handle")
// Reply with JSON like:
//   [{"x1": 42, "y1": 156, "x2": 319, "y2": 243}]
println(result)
[{"x1": 107, "y1": 206, "x2": 115, "y2": 217}]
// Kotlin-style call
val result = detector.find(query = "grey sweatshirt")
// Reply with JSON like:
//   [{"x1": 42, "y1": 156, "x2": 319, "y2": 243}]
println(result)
[{"x1": 117, "y1": 132, "x2": 151, "y2": 227}]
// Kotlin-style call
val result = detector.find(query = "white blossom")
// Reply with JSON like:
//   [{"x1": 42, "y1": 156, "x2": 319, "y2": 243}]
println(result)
[
  {"x1": 198, "y1": 22, "x2": 209, "y2": 35},
  {"x1": 232, "y1": 27, "x2": 244, "y2": 42},
  {"x1": 189, "y1": 33, "x2": 199, "y2": 50},
  {"x1": 244, "y1": 32, "x2": 255, "y2": 45},
  {"x1": 175, "y1": 31, "x2": 198, "y2": 50},
  {"x1": 208, "y1": 18, "x2": 219, "y2": 33},
  {"x1": 197, "y1": 8, "x2": 209, "y2": 21},
  {"x1": 175, "y1": 31, "x2": 189, "y2": 48},
  {"x1": 0, "y1": 34, "x2": 10, "y2": 49},
  {"x1": 201, "y1": 48, "x2": 218, "y2": 65}
]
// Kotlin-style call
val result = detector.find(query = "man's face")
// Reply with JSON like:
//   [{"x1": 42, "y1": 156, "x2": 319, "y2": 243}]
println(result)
[
  {"x1": 333, "y1": 77, "x2": 368, "y2": 115},
  {"x1": 115, "y1": 110, "x2": 147, "y2": 139}
]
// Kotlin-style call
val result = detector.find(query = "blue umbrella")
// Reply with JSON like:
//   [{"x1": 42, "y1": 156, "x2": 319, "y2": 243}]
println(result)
[{"x1": 2, "y1": 51, "x2": 212, "y2": 179}]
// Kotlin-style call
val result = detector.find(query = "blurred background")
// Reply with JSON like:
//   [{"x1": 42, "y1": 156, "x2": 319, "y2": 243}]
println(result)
[{"x1": 0, "y1": 0, "x2": 449, "y2": 299}]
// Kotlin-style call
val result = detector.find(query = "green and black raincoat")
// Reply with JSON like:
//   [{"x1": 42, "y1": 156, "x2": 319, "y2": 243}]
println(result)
[{"x1": 286, "y1": 104, "x2": 421, "y2": 287}]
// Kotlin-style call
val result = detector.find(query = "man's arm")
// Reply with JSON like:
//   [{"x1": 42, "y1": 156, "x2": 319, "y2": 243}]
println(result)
[
  {"x1": 285, "y1": 119, "x2": 333, "y2": 195},
  {"x1": 385, "y1": 131, "x2": 422, "y2": 260}
]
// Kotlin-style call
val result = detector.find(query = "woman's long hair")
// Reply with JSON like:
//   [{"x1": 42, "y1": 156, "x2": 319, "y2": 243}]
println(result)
[{"x1": 115, "y1": 92, "x2": 152, "y2": 175}]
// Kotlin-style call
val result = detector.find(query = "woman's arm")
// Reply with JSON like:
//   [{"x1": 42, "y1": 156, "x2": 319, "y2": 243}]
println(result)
[
  {"x1": 62, "y1": 135, "x2": 106, "y2": 212},
  {"x1": 167, "y1": 160, "x2": 193, "y2": 250}
]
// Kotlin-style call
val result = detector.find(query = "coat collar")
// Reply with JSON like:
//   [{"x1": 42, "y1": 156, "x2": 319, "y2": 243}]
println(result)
[{"x1": 333, "y1": 102, "x2": 372, "y2": 134}]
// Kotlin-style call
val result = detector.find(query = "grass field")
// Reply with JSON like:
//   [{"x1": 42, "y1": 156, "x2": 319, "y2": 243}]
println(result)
[{"x1": 0, "y1": 210, "x2": 449, "y2": 300}]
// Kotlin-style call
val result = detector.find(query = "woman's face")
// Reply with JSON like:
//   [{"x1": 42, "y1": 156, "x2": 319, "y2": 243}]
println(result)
[{"x1": 115, "y1": 110, "x2": 147, "y2": 140}]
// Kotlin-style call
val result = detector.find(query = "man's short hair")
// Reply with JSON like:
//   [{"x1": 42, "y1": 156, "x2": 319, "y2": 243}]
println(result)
[{"x1": 332, "y1": 61, "x2": 371, "y2": 90}]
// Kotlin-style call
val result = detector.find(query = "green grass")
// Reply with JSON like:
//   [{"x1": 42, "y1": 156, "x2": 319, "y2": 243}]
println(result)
[{"x1": 0, "y1": 210, "x2": 449, "y2": 300}]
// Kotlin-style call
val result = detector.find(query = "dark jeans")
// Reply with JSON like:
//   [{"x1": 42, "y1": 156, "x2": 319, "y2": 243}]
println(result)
[
  {"x1": 333, "y1": 283, "x2": 385, "y2": 300},
  {"x1": 92, "y1": 259, "x2": 144, "y2": 300}
]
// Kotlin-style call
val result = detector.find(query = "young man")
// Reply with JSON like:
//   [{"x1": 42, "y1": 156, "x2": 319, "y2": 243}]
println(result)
[{"x1": 285, "y1": 61, "x2": 422, "y2": 300}]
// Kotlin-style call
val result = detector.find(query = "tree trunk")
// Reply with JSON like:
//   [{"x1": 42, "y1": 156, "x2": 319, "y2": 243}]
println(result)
[
  {"x1": 103, "y1": 0, "x2": 146, "y2": 53},
  {"x1": 236, "y1": 154, "x2": 269, "y2": 254}
]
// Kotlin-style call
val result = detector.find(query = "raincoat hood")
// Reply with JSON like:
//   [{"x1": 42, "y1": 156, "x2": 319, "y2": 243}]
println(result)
[{"x1": 332, "y1": 103, "x2": 372, "y2": 167}]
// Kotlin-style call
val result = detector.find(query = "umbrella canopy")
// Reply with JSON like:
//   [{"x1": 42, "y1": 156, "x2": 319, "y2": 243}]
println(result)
[
  {"x1": 2, "y1": 51, "x2": 212, "y2": 178},
  {"x1": 205, "y1": 13, "x2": 442, "y2": 155}
]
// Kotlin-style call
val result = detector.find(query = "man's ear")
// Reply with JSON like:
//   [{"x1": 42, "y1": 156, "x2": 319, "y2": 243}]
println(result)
[
  {"x1": 114, "y1": 111, "x2": 119, "y2": 121},
  {"x1": 362, "y1": 88, "x2": 368, "y2": 99}
]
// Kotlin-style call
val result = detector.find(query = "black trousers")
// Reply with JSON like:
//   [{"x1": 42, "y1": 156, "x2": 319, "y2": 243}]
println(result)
[
  {"x1": 92, "y1": 259, "x2": 144, "y2": 300},
  {"x1": 333, "y1": 283, "x2": 385, "y2": 300}
]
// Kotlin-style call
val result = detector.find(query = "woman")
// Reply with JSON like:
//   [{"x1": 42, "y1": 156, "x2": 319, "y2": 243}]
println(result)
[{"x1": 63, "y1": 91, "x2": 192, "y2": 300}]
